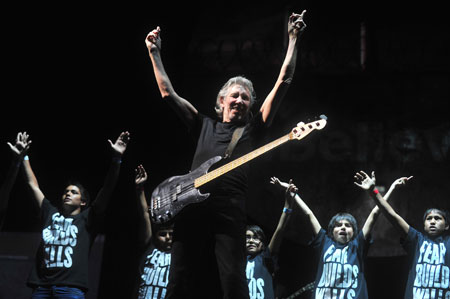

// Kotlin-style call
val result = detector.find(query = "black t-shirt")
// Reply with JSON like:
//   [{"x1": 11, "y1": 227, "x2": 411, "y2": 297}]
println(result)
[
  {"x1": 246, "y1": 248, "x2": 277, "y2": 299},
  {"x1": 136, "y1": 242, "x2": 171, "y2": 299},
  {"x1": 27, "y1": 198, "x2": 100, "y2": 291},
  {"x1": 402, "y1": 227, "x2": 450, "y2": 299},
  {"x1": 310, "y1": 229, "x2": 370, "y2": 299},
  {"x1": 190, "y1": 113, "x2": 265, "y2": 202}
]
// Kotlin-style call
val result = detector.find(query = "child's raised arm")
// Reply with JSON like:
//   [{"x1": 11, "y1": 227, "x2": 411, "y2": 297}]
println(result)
[
  {"x1": 355, "y1": 170, "x2": 411, "y2": 237},
  {"x1": 270, "y1": 177, "x2": 321, "y2": 237}
]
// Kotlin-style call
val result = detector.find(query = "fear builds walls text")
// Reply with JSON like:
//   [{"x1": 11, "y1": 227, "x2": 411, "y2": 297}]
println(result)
[
  {"x1": 42, "y1": 213, "x2": 78, "y2": 268},
  {"x1": 413, "y1": 241, "x2": 449, "y2": 299},
  {"x1": 316, "y1": 244, "x2": 359, "y2": 299}
]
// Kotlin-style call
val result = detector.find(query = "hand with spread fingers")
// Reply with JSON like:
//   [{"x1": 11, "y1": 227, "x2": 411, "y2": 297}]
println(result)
[
  {"x1": 108, "y1": 131, "x2": 130, "y2": 157},
  {"x1": 354, "y1": 170, "x2": 376, "y2": 191},
  {"x1": 7, "y1": 131, "x2": 32, "y2": 158},
  {"x1": 135, "y1": 164, "x2": 148, "y2": 187}
]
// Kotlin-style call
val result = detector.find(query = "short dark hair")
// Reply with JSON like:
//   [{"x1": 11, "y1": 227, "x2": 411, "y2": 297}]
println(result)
[
  {"x1": 327, "y1": 213, "x2": 358, "y2": 241},
  {"x1": 64, "y1": 180, "x2": 90, "y2": 209},
  {"x1": 423, "y1": 208, "x2": 450, "y2": 225},
  {"x1": 153, "y1": 221, "x2": 174, "y2": 235}
]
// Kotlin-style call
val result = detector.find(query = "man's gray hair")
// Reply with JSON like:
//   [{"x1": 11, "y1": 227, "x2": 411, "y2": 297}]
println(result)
[{"x1": 214, "y1": 76, "x2": 256, "y2": 118}]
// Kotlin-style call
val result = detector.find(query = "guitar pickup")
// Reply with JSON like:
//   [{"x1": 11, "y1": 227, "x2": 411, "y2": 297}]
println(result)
[
  {"x1": 152, "y1": 196, "x2": 161, "y2": 209},
  {"x1": 171, "y1": 185, "x2": 182, "y2": 202},
  {"x1": 171, "y1": 194, "x2": 177, "y2": 202}
]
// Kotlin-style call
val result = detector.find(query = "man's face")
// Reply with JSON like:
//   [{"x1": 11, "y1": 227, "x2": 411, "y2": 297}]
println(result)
[
  {"x1": 332, "y1": 219, "x2": 354, "y2": 245},
  {"x1": 155, "y1": 228, "x2": 173, "y2": 252},
  {"x1": 424, "y1": 211, "x2": 449, "y2": 237},
  {"x1": 246, "y1": 230, "x2": 263, "y2": 256},
  {"x1": 220, "y1": 84, "x2": 251, "y2": 123},
  {"x1": 62, "y1": 185, "x2": 85, "y2": 211}
]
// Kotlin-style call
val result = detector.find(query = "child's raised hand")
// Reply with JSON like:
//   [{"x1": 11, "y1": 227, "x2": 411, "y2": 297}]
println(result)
[
  {"x1": 270, "y1": 176, "x2": 290, "y2": 189},
  {"x1": 391, "y1": 176, "x2": 413, "y2": 188},
  {"x1": 354, "y1": 170, "x2": 376, "y2": 190}
]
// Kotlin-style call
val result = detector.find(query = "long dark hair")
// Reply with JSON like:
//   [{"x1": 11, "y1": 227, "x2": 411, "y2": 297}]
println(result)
[{"x1": 246, "y1": 224, "x2": 267, "y2": 249}]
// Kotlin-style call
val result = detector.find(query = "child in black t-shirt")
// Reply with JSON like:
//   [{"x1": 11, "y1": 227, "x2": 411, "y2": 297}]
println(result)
[
  {"x1": 354, "y1": 170, "x2": 449, "y2": 299},
  {"x1": 22, "y1": 132, "x2": 129, "y2": 298},
  {"x1": 273, "y1": 172, "x2": 411, "y2": 299},
  {"x1": 245, "y1": 177, "x2": 297, "y2": 299},
  {"x1": 134, "y1": 165, "x2": 173, "y2": 299}
]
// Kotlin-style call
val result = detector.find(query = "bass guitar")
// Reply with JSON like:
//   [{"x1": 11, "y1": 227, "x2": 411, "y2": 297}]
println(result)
[{"x1": 150, "y1": 116, "x2": 327, "y2": 224}]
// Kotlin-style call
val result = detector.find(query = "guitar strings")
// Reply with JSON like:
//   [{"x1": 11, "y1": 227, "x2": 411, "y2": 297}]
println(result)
[
  {"x1": 152, "y1": 135, "x2": 298, "y2": 210},
  {"x1": 153, "y1": 182, "x2": 196, "y2": 209},
  {"x1": 152, "y1": 140, "x2": 288, "y2": 210},
  {"x1": 149, "y1": 122, "x2": 325, "y2": 221}
]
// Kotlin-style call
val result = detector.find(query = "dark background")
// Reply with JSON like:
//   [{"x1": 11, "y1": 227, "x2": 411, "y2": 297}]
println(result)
[{"x1": 1, "y1": 1, "x2": 449, "y2": 298}]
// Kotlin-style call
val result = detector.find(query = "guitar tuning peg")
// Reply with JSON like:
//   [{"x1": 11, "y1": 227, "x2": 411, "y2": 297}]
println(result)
[
  {"x1": 297, "y1": 121, "x2": 305, "y2": 127},
  {"x1": 319, "y1": 114, "x2": 328, "y2": 120}
]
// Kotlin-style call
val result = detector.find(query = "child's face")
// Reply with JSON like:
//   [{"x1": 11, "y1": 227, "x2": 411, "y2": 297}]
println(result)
[
  {"x1": 424, "y1": 211, "x2": 449, "y2": 236},
  {"x1": 155, "y1": 228, "x2": 173, "y2": 252},
  {"x1": 246, "y1": 230, "x2": 263, "y2": 256},
  {"x1": 62, "y1": 185, "x2": 85, "y2": 209},
  {"x1": 333, "y1": 220, "x2": 354, "y2": 245}
]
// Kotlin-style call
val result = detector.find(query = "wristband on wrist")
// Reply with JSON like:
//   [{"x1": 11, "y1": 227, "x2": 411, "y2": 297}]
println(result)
[
  {"x1": 283, "y1": 207, "x2": 293, "y2": 214},
  {"x1": 372, "y1": 188, "x2": 379, "y2": 195},
  {"x1": 24, "y1": 155, "x2": 29, "y2": 161}
]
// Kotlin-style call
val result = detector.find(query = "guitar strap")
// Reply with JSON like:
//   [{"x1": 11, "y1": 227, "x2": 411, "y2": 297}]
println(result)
[{"x1": 223, "y1": 126, "x2": 245, "y2": 159}]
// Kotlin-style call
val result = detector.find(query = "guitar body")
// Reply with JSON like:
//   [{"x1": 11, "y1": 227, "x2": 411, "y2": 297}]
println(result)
[{"x1": 150, "y1": 156, "x2": 222, "y2": 224}]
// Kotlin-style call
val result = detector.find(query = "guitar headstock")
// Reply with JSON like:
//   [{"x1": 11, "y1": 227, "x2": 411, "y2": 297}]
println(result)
[{"x1": 290, "y1": 115, "x2": 327, "y2": 140}]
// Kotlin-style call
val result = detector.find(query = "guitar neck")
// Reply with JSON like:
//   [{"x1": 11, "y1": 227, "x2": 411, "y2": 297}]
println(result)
[
  {"x1": 194, "y1": 133, "x2": 291, "y2": 188},
  {"x1": 285, "y1": 282, "x2": 314, "y2": 299}
]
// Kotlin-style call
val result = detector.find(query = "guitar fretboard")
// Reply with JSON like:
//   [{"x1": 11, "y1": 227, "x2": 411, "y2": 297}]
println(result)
[
  {"x1": 285, "y1": 282, "x2": 314, "y2": 299},
  {"x1": 194, "y1": 132, "x2": 292, "y2": 188}
]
